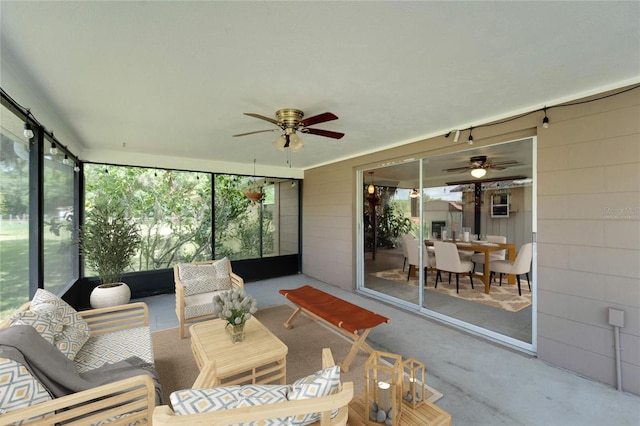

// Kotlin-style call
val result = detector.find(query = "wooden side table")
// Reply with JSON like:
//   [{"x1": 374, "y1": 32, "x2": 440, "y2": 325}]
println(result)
[
  {"x1": 347, "y1": 393, "x2": 451, "y2": 426},
  {"x1": 190, "y1": 317, "x2": 287, "y2": 387}
]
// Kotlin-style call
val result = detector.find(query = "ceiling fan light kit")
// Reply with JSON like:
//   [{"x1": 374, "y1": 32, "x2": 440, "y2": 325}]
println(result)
[
  {"x1": 234, "y1": 108, "x2": 344, "y2": 152},
  {"x1": 470, "y1": 168, "x2": 487, "y2": 178}
]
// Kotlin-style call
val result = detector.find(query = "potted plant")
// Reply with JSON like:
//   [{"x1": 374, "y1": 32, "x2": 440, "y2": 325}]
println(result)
[{"x1": 79, "y1": 201, "x2": 141, "y2": 308}]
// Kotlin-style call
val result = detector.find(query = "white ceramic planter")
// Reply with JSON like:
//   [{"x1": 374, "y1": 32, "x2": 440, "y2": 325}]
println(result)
[{"x1": 90, "y1": 282, "x2": 131, "y2": 309}]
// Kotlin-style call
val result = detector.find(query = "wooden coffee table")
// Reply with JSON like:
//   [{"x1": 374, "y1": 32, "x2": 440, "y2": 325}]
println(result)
[{"x1": 190, "y1": 317, "x2": 288, "y2": 387}]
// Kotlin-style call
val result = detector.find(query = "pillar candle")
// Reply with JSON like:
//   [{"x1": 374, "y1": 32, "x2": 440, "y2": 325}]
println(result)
[{"x1": 377, "y1": 381, "x2": 391, "y2": 412}]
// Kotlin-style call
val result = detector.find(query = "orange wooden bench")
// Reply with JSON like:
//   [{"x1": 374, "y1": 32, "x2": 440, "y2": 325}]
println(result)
[{"x1": 279, "y1": 285, "x2": 390, "y2": 372}]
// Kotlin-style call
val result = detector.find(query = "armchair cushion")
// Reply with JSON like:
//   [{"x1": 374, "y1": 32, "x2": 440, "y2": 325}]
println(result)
[
  {"x1": 177, "y1": 258, "x2": 232, "y2": 296},
  {"x1": 170, "y1": 385, "x2": 291, "y2": 425},
  {"x1": 27, "y1": 289, "x2": 90, "y2": 360},
  {"x1": 0, "y1": 358, "x2": 52, "y2": 420}
]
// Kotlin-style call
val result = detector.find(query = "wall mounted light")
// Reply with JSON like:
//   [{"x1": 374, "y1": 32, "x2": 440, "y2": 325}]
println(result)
[
  {"x1": 410, "y1": 189, "x2": 419, "y2": 198},
  {"x1": 50, "y1": 142, "x2": 58, "y2": 155},
  {"x1": 468, "y1": 127, "x2": 474, "y2": 145},
  {"x1": 62, "y1": 154, "x2": 70, "y2": 165},
  {"x1": 73, "y1": 163, "x2": 80, "y2": 173}
]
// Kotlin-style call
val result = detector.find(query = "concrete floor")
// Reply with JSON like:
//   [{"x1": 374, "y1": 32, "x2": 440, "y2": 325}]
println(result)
[{"x1": 137, "y1": 274, "x2": 640, "y2": 426}]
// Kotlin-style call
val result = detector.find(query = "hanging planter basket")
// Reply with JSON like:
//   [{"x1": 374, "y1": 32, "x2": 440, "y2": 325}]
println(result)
[{"x1": 245, "y1": 191, "x2": 264, "y2": 202}]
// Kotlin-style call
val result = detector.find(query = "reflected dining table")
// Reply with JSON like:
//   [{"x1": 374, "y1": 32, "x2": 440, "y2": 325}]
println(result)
[{"x1": 425, "y1": 239, "x2": 516, "y2": 294}]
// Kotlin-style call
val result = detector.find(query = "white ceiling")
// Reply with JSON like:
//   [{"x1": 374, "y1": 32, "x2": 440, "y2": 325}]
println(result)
[{"x1": 1, "y1": 1, "x2": 639, "y2": 175}]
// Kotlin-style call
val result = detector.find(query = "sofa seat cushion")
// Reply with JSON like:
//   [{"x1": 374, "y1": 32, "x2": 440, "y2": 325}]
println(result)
[
  {"x1": 0, "y1": 357, "x2": 52, "y2": 420},
  {"x1": 170, "y1": 385, "x2": 291, "y2": 426},
  {"x1": 183, "y1": 289, "x2": 229, "y2": 320},
  {"x1": 177, "y1": 258, "x2": 232, "y2": 296},
  {"x1": 74, "y1": 326, "x2": 153, "y2": 373}
]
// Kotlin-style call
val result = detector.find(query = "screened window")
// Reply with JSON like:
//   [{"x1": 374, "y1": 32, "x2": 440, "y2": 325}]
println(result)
[
  {"x1": 43, "y1": 136, "x2": 76, "y2": 294},
  {"x1": 84, "y1": 165, "x2": 213, "y2": 273},
  {"x1": 0, "y1": 103, "x2": 31, "y2": 316}
]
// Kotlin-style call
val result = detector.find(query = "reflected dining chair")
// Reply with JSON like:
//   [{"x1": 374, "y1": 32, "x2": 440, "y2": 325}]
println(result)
[
  {"x1": 406, "y1": 239, "x2": 435, "y2": 282},
  {"x1": 434, "y1": 241, "x2": 474, "y2": 293},
  {"x1": 472, "y1": 235, "x2": 507, "y2": 274},
  {"x1": 401, "y1": 233, "x2": 416, "y2": 271},
  {"x1": 490, "y1": 242, "x2": 533, "y2": 296}
]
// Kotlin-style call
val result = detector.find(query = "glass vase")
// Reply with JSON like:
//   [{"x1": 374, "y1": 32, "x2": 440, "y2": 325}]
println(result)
[{"x1": 226, "y1": 322, "x2": 246, "y2": 343}]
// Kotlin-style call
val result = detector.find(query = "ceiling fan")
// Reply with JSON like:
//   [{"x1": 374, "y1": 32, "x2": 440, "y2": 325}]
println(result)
[
  {"x1": 233, "y1": 108, "x2": 344, "y2": 152},
  {"x1": 443, "y1": 155, "x2": 519, "y2": 178}
]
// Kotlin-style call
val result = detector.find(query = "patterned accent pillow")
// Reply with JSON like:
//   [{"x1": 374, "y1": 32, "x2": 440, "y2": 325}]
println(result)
[
  {"x1": 288, "y1": 366, "x2": 341, "y2": 426},
  {"x1": 8, "y1": 311, "x2": 58, "y2": 345},
  {"x1": 29, "y1": 289, "x2": 91, "y2": 360},
  {"x1": 177, "y1": 258, "x2": 232, "y2": 295}
]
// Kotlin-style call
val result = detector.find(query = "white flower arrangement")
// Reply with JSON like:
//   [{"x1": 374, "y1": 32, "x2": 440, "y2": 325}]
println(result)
[{"x1": 212, "y1": 288, "x2": 258, "y2": 327}]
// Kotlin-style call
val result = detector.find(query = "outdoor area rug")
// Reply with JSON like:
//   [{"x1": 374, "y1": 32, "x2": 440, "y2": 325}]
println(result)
[
  {"x1": 371, "y1": 268, "x2": 532, "y2": 312},
  {"x1": 152, "y1": 304, "x2": 442, "y2": 404}
]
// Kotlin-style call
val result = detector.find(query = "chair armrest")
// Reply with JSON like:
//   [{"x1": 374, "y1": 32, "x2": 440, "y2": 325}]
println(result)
[
  {"x1": 0, "y1": 375, "x2": 156, "y2": 425},
  {"x1": 80, "y1": 302, "x2": 149, "y2": 336},
  {"x1": 322, "y1": 347, "x2": 336, "y2": 369},
  {"x1": 230, "y1": 272, "x2": 244, "y2": 289},
  {"x1": 152, "y1": 382, "x2": 354, "y2": 426}
]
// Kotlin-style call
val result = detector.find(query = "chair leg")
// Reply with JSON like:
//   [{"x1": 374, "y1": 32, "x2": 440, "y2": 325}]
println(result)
[
  {"x1": 526, "y1": 272, "x2": 531, "y2": 291},
  {"x1": 489, "y1": 271, "x2": 493, "y2": 287},
  {"x1": 402, "y1": 257, "x2": 407, "y2": 271},
  {"x1": 407, "y1": 265, "x2": 413, "y2": 281},
  {"x1": 455, "y1": 273, "x2": 460, "y2": 294},
  {"x1": 499, "y1": 273, "x2": 504, "y2": 286},
  {"x1": 448, "y1": 272, "x2": 452, "y2": 285},
  {"x1": 468, "y1": 271, "x2": 474, "y2": 289},
  {"x1": 472, "y1": 262, "x2": 476, "y2": 273},
  {"x1": 517, "y1": 275, "x2": 522, "y2": 296},
  {"x1": 435, "y1": 270, "x2": 441, "y2": 288}
]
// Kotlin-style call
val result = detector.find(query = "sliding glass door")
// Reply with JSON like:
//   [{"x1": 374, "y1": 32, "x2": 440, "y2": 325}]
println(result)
[{"x1": 358, "y1": 137, "x2": 535, "y2": 350}]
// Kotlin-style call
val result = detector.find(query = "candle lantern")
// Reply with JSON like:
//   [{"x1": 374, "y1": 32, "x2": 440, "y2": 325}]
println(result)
[
  {"x1": 402, "y1": 357, "x2": 426, "y2": 409},
  {"x1": 364, "y1": 350, "x2": 403, "y2": 425}
]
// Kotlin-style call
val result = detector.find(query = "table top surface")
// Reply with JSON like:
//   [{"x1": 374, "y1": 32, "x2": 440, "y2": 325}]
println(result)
[{"x1": 190, "y1": 317, "x2": 288, "y2": 375}]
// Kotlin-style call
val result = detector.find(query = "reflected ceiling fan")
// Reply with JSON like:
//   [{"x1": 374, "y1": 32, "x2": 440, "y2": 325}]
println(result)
[
  {"x1": 443, "y1": 155, "x2": 519, "y2": 178},
  {"x1": 233, "y1": 108, "x2": 344, "y2": 152}
]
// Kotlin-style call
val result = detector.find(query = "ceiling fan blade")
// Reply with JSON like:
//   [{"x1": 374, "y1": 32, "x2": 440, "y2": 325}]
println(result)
[
  {"x1": 443, "y1": 166, "x2": 472, "y2": 172},
  {"x1": 492, "y1": 160, "x2": 519, "y2": 167},
  {"x1": 233, "y1": 129, "x2": 279, "y2": 137},
  {"x1": 300, "y1": 112, "x2": 338, "y2": 127},
  {"x1": 244, "y1": 113, "x2": 279, "y2": 125},
  {"x1": 303, "y1": 128, "x2": 345, "y2": 139}
]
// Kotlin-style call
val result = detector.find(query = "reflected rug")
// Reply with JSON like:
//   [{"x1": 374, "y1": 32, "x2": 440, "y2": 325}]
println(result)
[
  {"x1": 152, "y1": 304, "x2": 443, "y2": 404},
  {"x1": 370, "y1": 268, "x2": 531, "y2": 312}
]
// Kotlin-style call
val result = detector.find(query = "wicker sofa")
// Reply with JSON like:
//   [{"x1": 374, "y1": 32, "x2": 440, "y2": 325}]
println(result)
[
  {"x1": 174, "y1": 258, "x2": 244, "y2": 339},
  {"x1": 153, "y1": 347, "x2": 354, "y2": 426},
  {"x1": 0, "y1": 291, "x2": 157, "y2": 425}
]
